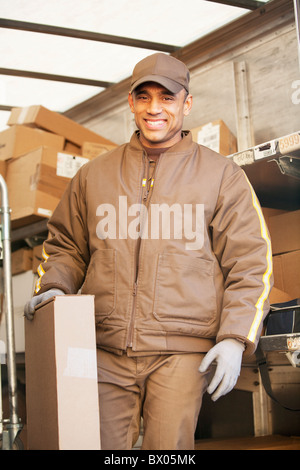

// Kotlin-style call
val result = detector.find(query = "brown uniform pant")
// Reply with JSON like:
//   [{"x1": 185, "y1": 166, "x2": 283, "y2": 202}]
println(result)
[{"x1": 97, "y1": 349, "x2": 209, "y2": 450}]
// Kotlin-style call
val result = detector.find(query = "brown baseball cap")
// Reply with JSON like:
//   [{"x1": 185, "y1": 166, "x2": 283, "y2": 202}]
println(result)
[{"x1": 130, "y1": 53, "x2": 190, "y2": 94}]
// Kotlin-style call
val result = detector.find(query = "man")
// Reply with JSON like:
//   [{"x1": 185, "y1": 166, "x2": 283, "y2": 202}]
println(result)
[{"x1": 25, "y1": 53, "x2": 273, "y2": 450}]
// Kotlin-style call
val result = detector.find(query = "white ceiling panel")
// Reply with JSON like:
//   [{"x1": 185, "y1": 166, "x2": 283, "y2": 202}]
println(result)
[{"x1": 0, "y1": 0, "x2": 269, "y2": 131}]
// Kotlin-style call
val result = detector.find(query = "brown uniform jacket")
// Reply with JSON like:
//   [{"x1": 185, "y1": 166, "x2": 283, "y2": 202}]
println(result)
[{"x1": 35, "y1": 131, "x2": 273, "y2": 356}]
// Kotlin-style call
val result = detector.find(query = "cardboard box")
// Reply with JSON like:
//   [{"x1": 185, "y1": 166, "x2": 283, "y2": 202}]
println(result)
[
  {"x1": 269, "y1": 286, "x2": 292, "y2": 304},
  {"x1": 191, "y1": 120, "x2": 237, "y2": 156},
  {"x1": 6, "y1": 146, "x2": 89, "y2": 228},
  {"x1": 7, "y1": 105, "x2": 115, "y2": 148},
  {"x1": 261, "y1": 207, "x2": 287, "y2": 228},
  {"x1": 0, "y1": 160, "x2": 7, "y2": 178},
  {"x1": 11, "y1": 247, "x2": 33, "y2": 275},
  {"x1": 25, "y1": 295, "x2": 101, "y2": 450},
  {"x1": 64, "y1": 140, "x2": 82, "y2": 155},
  {"x1": 268, "y1": 209, "x2": 300, "y2": 255},
  {"x1": 0, "y1": 125, "x2": 64, "y2": 161},
  {"x1": 82, "y1": 141, "x2": 117, "y2": 159},
  {"x1": 273, "y1": 250, "x2": 300, "y2": 299}
]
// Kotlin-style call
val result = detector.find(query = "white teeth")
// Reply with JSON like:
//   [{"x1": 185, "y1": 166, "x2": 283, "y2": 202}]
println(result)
[{"x1": 146, "y1": 120, "x2": 165, "y2": 127}]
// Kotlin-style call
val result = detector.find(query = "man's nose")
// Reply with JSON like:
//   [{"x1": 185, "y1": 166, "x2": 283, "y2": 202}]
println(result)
[{"x1": 147, "y1": 98, "x2": 162, "y2": 114}]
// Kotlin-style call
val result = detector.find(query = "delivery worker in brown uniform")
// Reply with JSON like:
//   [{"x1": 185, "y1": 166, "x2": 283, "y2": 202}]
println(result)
[{"x1": 25, "y1": 53, "x2": 273, "y2": 450}]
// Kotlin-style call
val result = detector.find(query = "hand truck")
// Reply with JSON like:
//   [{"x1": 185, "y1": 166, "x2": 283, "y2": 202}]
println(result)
[{"x1": 0, "y1": 175, "x2": 23, "y2": 450}]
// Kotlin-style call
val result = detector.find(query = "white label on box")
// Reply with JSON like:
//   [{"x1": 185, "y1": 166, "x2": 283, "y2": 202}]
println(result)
[
  {"x1": 37, "y1": 207, "x2": 53, "y2": 217},
  {"x1": 57, "y1": 153, "x2": 89, "y2": 179},
  {"x1": 197, "y1": 123, "x2": 220, "y2": 153},
  {"x1": 64, "y1": 347, "x2": 97, "y2": 380}
]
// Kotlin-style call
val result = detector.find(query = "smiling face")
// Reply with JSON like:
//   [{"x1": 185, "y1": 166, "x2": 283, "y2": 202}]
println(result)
[{"x1": 128, "y1": 82, "x2": 192, "y2": 148}]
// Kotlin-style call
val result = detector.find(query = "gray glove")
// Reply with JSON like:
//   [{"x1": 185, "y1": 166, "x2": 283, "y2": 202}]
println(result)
[
  {"x1": 24, "y1": 288, "x2": 65, "y2": 321},
  {"x1": 199, "y1": 338, "x2": 245, "y2": 401}
]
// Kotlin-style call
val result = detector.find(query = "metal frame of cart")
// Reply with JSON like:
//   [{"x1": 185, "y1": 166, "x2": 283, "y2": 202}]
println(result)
[{"x1": 0, "y1": 175, "x2": 23, "y2": 450}]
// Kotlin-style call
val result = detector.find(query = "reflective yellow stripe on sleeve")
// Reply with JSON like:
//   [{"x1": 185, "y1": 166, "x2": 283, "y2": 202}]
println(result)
[
  {"x1": 35, "y1": 277, "x2": 41, "y2": 294},
  {"x1": 42, "y1": 246, "x2": 49, "y2": 261},
  {"x1": 244, "y1": 175, "x2": 273, "y2": 343},
  {"x1": 37, "y1": 264, "x2": 45, "y2": 277},
  {"x1": 35, "y1": 245, "x2": 50, "y2": 293}
]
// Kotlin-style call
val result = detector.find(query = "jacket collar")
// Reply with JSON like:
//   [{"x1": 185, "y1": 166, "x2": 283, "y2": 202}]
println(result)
[{"x1": 129, "y1": 130, "x2": 194, "y2": 155}]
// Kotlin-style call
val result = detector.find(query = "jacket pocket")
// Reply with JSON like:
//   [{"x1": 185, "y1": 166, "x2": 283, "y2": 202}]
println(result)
[
  {"x1": 153, "y1": 253, "x2": 216, "y2": 325},
  {"x1": 81, "y1": 249, "x2": 116, "y2": 323}
]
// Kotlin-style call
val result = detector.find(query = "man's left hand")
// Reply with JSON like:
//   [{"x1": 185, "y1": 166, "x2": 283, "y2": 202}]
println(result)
[{"x1": 199, "y1": 338, "x2": 245, "y2": 401}]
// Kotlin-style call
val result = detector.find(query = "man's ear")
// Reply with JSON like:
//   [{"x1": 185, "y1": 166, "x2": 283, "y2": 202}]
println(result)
[
  {"x1": 184, "y1": 94, "x2": 193, "y2": 116},
  {"x1": 128, "y1": 92, "x2": 135, "y2": 113}
]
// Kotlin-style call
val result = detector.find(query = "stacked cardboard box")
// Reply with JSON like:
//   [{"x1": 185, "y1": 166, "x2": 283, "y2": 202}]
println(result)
[
  {"x1": 82, "y1": 141, "x2": 117, "y2": 159},
  {"x1": 11, "y1": 247, "x2": 33, "y2": 275},
  {"x1": 0, "y1": 124, "x2": 65, "y2": 194},
  {"x1": 7, "y1": 105, "x2": 114, "y2": 148},
  {"x1": 262, "y1": 208, "x2": 300, "y2": 302},
  {"x1": 6, "y1": 146, "x2": 90, "y2": 227},
  {"x1": 191, "y1": 119, "x2": 237, "y2": 156},
  {"x1": 1, "y1": 105, "x2": 116, "y2": 228},
  {"x1": 11, "y1": 244, "x2": 44, "y2": 277},
  {"x1": 0, "y1": 125, "x2": 65, "y2": 160}
]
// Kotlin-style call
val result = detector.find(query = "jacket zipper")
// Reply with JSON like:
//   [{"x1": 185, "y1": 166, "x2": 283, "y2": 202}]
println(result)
[{"x1": 126, "y1": 153, "x2": 159, "y2": 348}]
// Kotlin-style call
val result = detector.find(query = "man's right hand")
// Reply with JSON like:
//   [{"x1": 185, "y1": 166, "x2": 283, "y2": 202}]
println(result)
[{"x1": 24, "y1": 288, "x2": 65, "y2": 321}]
